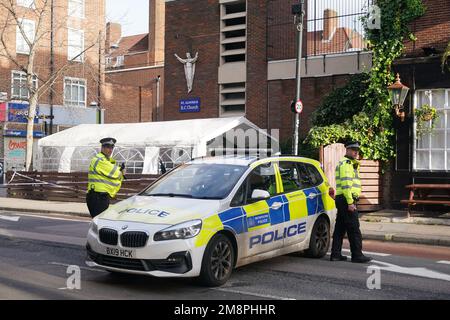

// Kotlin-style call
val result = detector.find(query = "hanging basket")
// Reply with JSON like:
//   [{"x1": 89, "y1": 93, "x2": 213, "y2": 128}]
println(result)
[{"x1": 421, "y1": 113, "x2": 434, "y2": 121}]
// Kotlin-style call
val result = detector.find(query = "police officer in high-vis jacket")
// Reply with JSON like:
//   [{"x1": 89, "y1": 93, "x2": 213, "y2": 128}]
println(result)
[
  {"x1": 86, "y1": 138, "x2": 124, "y2": 218},
  {"x1": 330, "y1": 141, "x2": 372, "y2": 263}
]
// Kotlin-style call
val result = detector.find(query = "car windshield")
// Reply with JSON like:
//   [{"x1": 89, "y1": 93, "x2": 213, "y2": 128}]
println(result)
[{"x1": 142, "y1": 164, "x2": 247, "y2": 200}]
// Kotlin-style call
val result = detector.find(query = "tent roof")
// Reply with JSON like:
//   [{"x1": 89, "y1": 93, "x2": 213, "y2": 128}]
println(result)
[{"x1": 38, "y1": 117, "x2": 275, "y2": 148}]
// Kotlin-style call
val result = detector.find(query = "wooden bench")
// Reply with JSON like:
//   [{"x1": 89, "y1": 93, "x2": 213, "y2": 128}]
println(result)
[{"x1": 401, "y1": 184, "x2": 450, "y2": 217}]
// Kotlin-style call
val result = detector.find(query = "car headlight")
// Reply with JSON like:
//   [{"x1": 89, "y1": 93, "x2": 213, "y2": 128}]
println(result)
[
  {"x1": 154, "y1": 220, "x2": 202, "y2": 241},
  {"x1": 90, "y1": 220, "x2": 99, "y2": 234}
]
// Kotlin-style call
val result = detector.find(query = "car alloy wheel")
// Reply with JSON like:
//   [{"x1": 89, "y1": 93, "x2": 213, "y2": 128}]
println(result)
[
  {"x1": 211, "y1": 240, "x2": 232, "y2": 281},
  {"x1": 200, "y1": 233, "x2": 235, "y2": 287},
  {"x1": 315, "y1": 219, "x2": 329, "y2": 254}
]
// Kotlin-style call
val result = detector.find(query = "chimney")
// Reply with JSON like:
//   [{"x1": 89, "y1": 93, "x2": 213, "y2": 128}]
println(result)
[
  {"x1": 323, "y1": 9, "x2": 338, "y2": 41},
  {"x1": 148, "y1": 0, "x2": 165, "y2": 65},
  {"x1": 106, "y1": 22, "x2": 122, "y2": 54}
]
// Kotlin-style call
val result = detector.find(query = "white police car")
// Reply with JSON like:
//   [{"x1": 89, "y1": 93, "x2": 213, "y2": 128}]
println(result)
[{"x1": 86, "y1": 156, "x2": 336, "y2": 286}]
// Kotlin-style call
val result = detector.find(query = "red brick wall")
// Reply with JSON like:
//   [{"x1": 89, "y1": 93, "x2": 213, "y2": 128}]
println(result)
[
  {"x1": 246, "y1": 0, "x2": 268, "y2": 130},
  {"x1": 103, "y1": 83, "x2": 152, "y2": 123},
  {"x1": 268, "y1": 74, "x2": 352, "y2": 142},
  {"x1": 404, "y1": 0, "x2": 450, "y2": 57},
  {"x1": 164, "y1": 0, "x2": 220, "y2": 121},
  {"x1": 0, "y1": 0, "x2": 105, "y2": 107},
  {"x1": 105, "y1": 67, "x2": 164, "y2": 121},
  {"x1": 267, "y1": 0, "x2": 307, "y2": 61}
]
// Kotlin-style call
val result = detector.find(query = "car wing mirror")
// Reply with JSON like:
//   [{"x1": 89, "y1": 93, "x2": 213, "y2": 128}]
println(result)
[{"x1": 251, "y1": 189, "x2": 271, "y2": 201}]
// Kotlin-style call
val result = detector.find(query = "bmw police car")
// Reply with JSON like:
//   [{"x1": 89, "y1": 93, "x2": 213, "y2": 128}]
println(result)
[{"x1": 86, "y1": 156, "x2": 336, "y2": 286}]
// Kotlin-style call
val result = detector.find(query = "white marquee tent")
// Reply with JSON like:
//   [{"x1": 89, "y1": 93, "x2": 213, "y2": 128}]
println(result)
[{"x1": 35, "y1": 117, "x2": 279, "y2": 174}]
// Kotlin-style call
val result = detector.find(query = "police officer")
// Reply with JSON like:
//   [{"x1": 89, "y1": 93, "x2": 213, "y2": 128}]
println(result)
[
  {"x1": 330, "y1": 141, "x2": 372, "y2": 263},
  {"x1": 86, "y1": 138, "x2": 124, "y2": 218}
]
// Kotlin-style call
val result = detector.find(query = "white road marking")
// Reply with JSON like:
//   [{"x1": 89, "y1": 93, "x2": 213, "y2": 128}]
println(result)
[
  {"x1": 49, "y1": 262, "x2": 106, "y2": 273},
  {"x1": 327, "y1": 249, "x2": 391, "y2": 257},
  {"x1": 371, "y1": 260, "x2": 450, "y2": 282},
  {"x1": 0, "y1": 215, "x2": 20, "y2": 222},
  {"x1": 11, "y1": 213, "x2": 89, "y2": 223},
  {"x1": 437, "y1": 261, "x2": 450, "y2": 265},
  {"x1": 213, "y1": 287, "x2": 296, "y2": 300}
]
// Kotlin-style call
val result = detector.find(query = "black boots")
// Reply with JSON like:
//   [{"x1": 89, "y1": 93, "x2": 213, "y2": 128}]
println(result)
[
  {"x1": 330, "y1": 255, "x2": 348, "y2": 261},
  {"x1": 351, "y1": 255, "x2": 373, "y2": 263}
]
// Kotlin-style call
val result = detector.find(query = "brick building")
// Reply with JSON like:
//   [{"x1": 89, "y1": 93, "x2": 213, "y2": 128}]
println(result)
[
  {"x1": 0, "y1": 0, "x2": 105, "y2": 171},
  {"x1": 384, "y1": 0, "x2": 450, "y2": 208},
  {"x1": 163, "y1": 0, "x2": 372, "y2": 142},
  {"x1": 103, "y1": 0, "x2": 165, "y2": 123}
]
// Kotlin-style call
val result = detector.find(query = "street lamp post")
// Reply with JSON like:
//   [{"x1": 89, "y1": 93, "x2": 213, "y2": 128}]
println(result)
[{"x1": 292, "y1": 0, "x2": 305, "y2": 155}]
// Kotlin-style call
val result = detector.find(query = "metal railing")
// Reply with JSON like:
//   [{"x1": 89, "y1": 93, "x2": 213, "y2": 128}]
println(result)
[{"x1": 267, "y1": 0, "x2": 373, "y2": 60}]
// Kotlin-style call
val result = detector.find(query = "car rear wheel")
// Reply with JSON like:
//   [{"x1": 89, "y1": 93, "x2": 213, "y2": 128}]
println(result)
[
  {"x1": 305, "y1": 216, "x2": 330, "y2": 258},
  {"x1": 199, "y1": 233, "x2": 235, "y2": 287}
]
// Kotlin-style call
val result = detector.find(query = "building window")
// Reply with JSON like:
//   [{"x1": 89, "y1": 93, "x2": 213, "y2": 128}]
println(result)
[
  {"x1": 105, "y1": 56, "x2": 112, "y2": 66},
  {"x1": 16, "y1": 19, "x2": 35, "y2": 54},
  {"x1": 414, "y1": 89, "x2": 450, "y2": 171},
  {"x1": 17, "y1": 0, "x2": 35, "y2": 8},
  {"x1": 68, "y1": 29, "x2": 84, "y2": 62},
  {"x1": 64, "y1": 77, "x2": 86, "y2": 107},
  {"x1": 114, "y1": 55, "x2": 124, "y2": 67},
  {"x1": 68, "y1": 0, "x2": 85, "y2": 18},
  {"x1": 11, "y1": 71, "x2": 38, "y2": 100}
]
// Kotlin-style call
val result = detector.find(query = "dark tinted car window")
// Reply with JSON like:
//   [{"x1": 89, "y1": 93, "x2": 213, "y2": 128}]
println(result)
[
  {"x1": 301, "y1": 163, "x2": 324, "y2": 187},
  {"x1": 278, "y1": 162, "x2": 302, "y2": 193},
  {"x1": 246, "y1": 163, "x2": 277, "y2": 201}
]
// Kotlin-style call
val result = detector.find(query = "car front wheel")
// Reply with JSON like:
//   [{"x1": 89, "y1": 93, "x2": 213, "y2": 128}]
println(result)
[{"x1": 199, "y1": 233, "x2": 235, "y2": 287}]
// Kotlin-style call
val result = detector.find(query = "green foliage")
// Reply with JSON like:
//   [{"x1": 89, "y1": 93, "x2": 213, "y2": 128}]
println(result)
[
  {"x1": 311, "y1": 73, "x2": 370, "y2": 127},
  {"x1": 415, "y1": 104, "x2": 440, "y2": 137},
  {"x1": 443, "y1": 42, "x2": 450, "y2": 71},
  {"x1": 280, "y1": 137, "x2": 319, "y2": 160},
  {"x1": 306, "y1": 0, "x2": 425, "y2": 162}
]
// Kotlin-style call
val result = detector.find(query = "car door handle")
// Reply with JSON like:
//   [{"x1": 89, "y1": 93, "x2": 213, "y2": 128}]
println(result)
[
  {"x1": 307, "y1": 193, "x2": 318, "y2": 200},
  {"x1": 270, "y1": 202, "x2": 283, "y2": 210}
]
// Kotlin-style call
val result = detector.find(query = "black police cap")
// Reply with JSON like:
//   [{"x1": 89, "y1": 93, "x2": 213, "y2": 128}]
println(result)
[
  {"x1": 100, "y1": 137, "x2": 117, "y2": 146},
  {"x1": 345, "y1": 141, "x2": 361, "y2": 149}
]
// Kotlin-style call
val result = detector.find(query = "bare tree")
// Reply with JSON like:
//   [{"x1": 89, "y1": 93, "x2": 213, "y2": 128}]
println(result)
[{"x1": 0, "y1": 0, "x2": 103, "y2": 171}]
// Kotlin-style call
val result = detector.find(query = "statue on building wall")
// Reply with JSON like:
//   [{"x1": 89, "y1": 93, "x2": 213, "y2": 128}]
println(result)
[{"x1": 174, "y1": 52, "x2": 198, "y2": 93}]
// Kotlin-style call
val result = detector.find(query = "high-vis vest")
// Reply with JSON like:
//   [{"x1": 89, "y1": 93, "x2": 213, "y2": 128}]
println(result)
[
  {"x1": 335, "y1": 157, "x2": 362, "y2": 205},
  {"x1": 87, "y1": 153, "x2": 123, "y2": 198}
]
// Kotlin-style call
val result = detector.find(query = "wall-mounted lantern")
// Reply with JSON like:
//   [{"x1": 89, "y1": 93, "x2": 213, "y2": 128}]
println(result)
[{"x1": 387, "y1": 73, "x2": 410, "y2": 122}]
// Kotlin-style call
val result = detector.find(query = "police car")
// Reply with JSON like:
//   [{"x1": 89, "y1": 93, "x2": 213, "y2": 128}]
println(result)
[{"x1": 86, "y1": 156, "x2": 336, "y2": 286}]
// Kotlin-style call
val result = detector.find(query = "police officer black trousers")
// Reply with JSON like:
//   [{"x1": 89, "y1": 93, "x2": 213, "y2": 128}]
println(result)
[
  {"x1": 86, "y1": 191, "x2": 110, "y2": 218},
  {"x1": 331, "y1": 195, "x2": 363, "y2": 259}
]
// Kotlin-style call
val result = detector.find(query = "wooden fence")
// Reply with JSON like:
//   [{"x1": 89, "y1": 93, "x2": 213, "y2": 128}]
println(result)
[
  {"x1": 322, "y1": 144, "x2": 382, "y2": 212},
  {"x1": 5, "y1": 171, "x2": 159, "y2": 203}
]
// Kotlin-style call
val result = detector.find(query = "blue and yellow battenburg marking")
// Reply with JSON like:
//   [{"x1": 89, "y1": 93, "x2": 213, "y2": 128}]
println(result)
[
  {"x1": 216, "y1": 186, "x2": 325, "y2": 235},
  {"x1": 194, "y1": 156, "x2": 335, "y2": 248}
]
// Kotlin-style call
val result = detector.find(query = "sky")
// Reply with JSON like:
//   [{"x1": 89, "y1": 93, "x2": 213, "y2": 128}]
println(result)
[{"x1": 106, "y1": 0, "x2": 149, "y2": 37}]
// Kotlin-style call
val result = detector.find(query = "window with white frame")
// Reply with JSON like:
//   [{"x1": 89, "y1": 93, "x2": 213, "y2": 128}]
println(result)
[
  {"x1": 414, "y1": 89, "x2": 450, "y2": 171},
  {"x1": 64, "y1": 78, "x2": 86, "y2": 107},
  {"x1": 68, "y1": 0, "x2": 85, "y2": 18},
  {"x1": 17, "y1": 0, "x2": 35, "y2": 8},
  {"x1": 16, "y1": 19, "x2": 35, "y2": 54},
  {"x1": 11, "y1": 71, "x2": 38, "y2": 100},
  {"x1": 68, "y1": 29, "x2": 84, "y2": 62},
  {"x1": 115, "y1": 55, "x2": 124, "y2": 67}
]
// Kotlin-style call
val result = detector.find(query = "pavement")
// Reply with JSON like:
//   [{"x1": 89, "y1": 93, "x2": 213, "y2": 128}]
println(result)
[{"x1": 1, "y1": 197, "x2": 450, "y2": 247}]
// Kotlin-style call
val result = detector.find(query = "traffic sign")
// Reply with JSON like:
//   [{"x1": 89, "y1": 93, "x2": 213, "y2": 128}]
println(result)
[{"x1": 291, "y1": 99, "x2": 303, "y2": 114}]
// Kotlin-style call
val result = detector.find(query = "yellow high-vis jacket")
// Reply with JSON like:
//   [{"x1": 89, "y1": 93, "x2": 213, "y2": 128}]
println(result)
[
  {"x1": 87, "y1": 153, "x2": 123, "y2": 198},
  {"x1": 335, "y1": 156, "x2": 362, "y2": 205}
]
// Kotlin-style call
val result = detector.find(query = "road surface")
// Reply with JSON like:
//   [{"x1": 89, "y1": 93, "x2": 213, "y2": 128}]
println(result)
[{"x1": 0, "y1": 211, "x2": 449, "y2": 300}]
